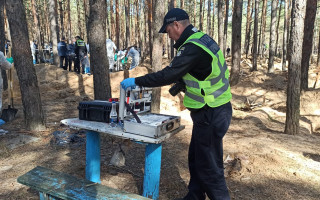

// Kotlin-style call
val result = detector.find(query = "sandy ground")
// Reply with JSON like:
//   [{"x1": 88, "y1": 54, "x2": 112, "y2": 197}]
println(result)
[{"x1": 0, "y1": 56, "x2": 320, "y2": 200}]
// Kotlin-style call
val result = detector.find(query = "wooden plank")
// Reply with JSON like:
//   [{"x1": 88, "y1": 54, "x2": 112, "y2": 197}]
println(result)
[
  {"x1": 60, "y1": 118, "x2": 185, "y2": 144},
  {"x1": 17, "y1": 166, "x2": 150, "y2": 200}
]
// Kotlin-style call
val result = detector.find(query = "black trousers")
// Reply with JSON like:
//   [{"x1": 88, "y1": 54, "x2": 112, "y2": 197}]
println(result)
[
  {"x1": 75, "y1": 53, "x2": 85, "y2": 74},
  {"x1": 68, "y1": 54, "x2": 75, "y2": 71},
  {"x1": 185, "y1": 102, "x2": 232, "y2": 200},
  {"x1": 59, "y1": 56, "x2": 68, "y2": 70}
]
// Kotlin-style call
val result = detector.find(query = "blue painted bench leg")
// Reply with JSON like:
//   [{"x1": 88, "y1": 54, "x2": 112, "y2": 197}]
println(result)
[
  {"x1": 143, "y1": 143, "x2": 162, "y2": 200},
  {"x1": 39, "y1": 192, "x2": 56, "y2": 200},
  {"x1": 85, "y1": 130, "x2": 101, "y2": 183}
]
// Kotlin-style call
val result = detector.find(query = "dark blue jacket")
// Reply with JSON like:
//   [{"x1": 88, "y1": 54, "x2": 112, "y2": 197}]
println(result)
[
  {"x1": 67, "y1": 43, "x2": 75, "y2": 56},
  {"x1": 57, "y1": 41, "x2": 68, "y2": 57}
]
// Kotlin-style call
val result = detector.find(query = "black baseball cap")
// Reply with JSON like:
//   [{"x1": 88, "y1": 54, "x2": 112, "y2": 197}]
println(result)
[{"x1": 159, "y1": 8, "x2": 189, "y2": 33}]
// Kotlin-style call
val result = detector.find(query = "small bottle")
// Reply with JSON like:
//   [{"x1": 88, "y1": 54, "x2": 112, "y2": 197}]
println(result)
[{"x1": 109, "y1": 101, "x2": 118, "y2": 127}]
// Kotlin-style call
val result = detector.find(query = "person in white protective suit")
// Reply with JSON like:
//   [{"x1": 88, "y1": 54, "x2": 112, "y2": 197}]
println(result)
[
  {"x1": 0, "y1": 51, "x2": 13, "y2": 114},
  {"x1": 106, "y1": 39, "x2": 117, "y2": 71},
  {"x1": 115, "y1": 49, "x2": 127, "y2": 71},
  {"x1": 30, "y1": 40, "x2": 38, "y2": 64},
  {"x1": 126, "y1": 46, "x2": 140, "y2": 70}
]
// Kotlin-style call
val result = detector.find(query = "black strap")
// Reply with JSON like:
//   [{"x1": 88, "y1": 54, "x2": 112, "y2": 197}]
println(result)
[{"x1": 124, "y1": 102, "x2": 141, "y2": 123}]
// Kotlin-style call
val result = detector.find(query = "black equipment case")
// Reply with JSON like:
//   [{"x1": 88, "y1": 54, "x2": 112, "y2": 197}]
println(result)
[{"x1": 78, "y1": 100, "x2": 118, "y2": 123}]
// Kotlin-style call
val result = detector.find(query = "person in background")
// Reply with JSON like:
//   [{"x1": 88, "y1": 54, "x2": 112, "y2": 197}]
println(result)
[
  {"x1": 74, "y1": 36, "x2": 88, "y2": 74},
  {"x1": 0, "y1": 51, "x2": 13, "y2": 114},
  {"x1": 43, "y1": 43, "x2": 51, "y2": 63},
  {"x1": 121, "y1": 8, "x2": 232, "y2": 200},
  {"x1": 106, "y1": 38, "x2": 117, "y2": 72},
  {"x1": 57, "y1": 36, "x2": 68, "y2": 70},
  {"x1": 5, "y1": 40, "x2": 10, "y2": 56},
  {"x1": 30, "y1": 40, "x2": 38, "y2": 64},
  {"x1": 126, "y1": 46, "x2": 140, "y2": 70},
  {"x1": 226, "y1": 47, "x2": 230, "y2": 57},
  {"x1": 86, "y1": 43, "x2": 90, "y2": 54},
  {"x1": 115, "y1": 49, "x2": 127, "y2": 71},
  {"x1": 67, "y1": 39, "x2": 76, "y2": 71}
]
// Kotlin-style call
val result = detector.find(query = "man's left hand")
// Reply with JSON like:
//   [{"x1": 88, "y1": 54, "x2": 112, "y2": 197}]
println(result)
[{"x1": 121, "y1": 78, "x2": 136, "y2": 90}]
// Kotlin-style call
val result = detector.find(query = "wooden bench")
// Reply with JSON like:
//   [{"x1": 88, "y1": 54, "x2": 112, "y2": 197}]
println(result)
[{"x1": 17, "y1": 166, "x2": 150, "y2": 200}]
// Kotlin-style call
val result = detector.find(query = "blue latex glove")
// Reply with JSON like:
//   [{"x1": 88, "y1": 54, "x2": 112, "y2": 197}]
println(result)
[
  {"x1": 121, "y1": 78, "x2": 136, "y2": 90},
  {"x1": 6, "y1": 57, "x2": 13, "y2": 64}
]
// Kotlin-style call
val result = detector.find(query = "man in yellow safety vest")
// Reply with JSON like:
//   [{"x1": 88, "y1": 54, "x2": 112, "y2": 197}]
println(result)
[{"x1": 121, "y1": 8, "x2": 232, "y2": 200}]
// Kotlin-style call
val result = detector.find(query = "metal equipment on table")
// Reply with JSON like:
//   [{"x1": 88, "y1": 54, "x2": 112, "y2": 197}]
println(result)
[
  {"x1": 122, "y1": 86, "x2": 152, "y2": 116},
  {"x1": 119, "y1": 86, "x2": 181, "y2": 138},
  {"x1": 67, "y1": 85, "x2": 185, "y2": 200}
]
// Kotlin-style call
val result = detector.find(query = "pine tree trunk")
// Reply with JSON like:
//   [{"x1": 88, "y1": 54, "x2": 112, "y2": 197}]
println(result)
[
  {"x1": 125, "y1": 0, "x2": 130, "y2": 47},
  {"x1": 106, "y1": 1, "x2": 110, "y2": 39},
  {"x1": 49, "y1": 0, "x2": 59, "y2": 65},
  {"x1": 77, "y1": 0, "x2": 82, "y2": 37},
  {"x1": 115, "y1": 0, "x2": 120, "y2": 48},
  {"x1": 144, "y1": 4, "x2": 149, "y2": 56},
  {"x1": 301, "y1": 0, "x2": 317, "y2": 91},
  {"x1": 136, "y1": 0, "x2": 143, "y2": 61},
  {"x1": 131, "y1": 3, "x2": 134, "y2": 45},
  {"x1": 150, "y1": 0, "x2": 165, "y2": 113},
  {"x1": 251, "y1": 0, "x2": 258, "y2": 71},
  {"x1": 282, "y1": 0, "x2": 288, "y2": 71},
  {"x1": 0, "y1": 1, "x2": 5, "y2": 52},
  {"x1": 40, "y1": 2, "x2": 45, "y2": 45},
  {"x1": 88, "y1": 0, "x2": 111, "y2": 100},
  {"x1": 275, "y1": 0, "x2": 282, "y2": 57},
  {"x1": 230, "y1": 0, "x2": 243, "y2": 86},
  {"x1": 287, "y1": 0, "x2": 293, "y2": 65},
  {"x1": 5, "y1": 0, "x2": 46, "y2": 131},
  {"x1": 223, "y1": 0, "x2": 229, "y2": 55},
  {"x1": 44, "y1": 0, "x2": 50, "y2": 43},
  {"x1": 181, "y1": 0, "x2": 184, "y2": 9},
  {"x1": 121, "y1": 6, "x2": 125, "y2": 49},
  {"x1": 63, "y1": 1, "x2": 68, "y2": 40},
  {"x1": 67, "y1": 0, "x2": 72, "y2": 41},
  {"x1": 207, "y1": 0, "x2": 211, "y2": 36},
  {"x1": 147, "y1": 0, "x2": 152, "y2": 62},
  {"x1": 199, "y1": 0, "x2": 203, "y2": 30},
  {"x1": 110, "y1": 0, "x2": 115, "y2": 41},
  {"x1": 268, "y1": 0, "x2": 277, "y2": 73},
  {"x1": 54, "y1": 0, "x2": 60, "y2": 41},
  {"x1": 212, "y1": 0, "x2": 215, "y2": 38},
  {"x1": 285, "y1": 0, "x2": 306, "y2": 135},
  {"x1": 244, "y1": 0, "x2": 252, "y2": 57},
  {"x1": 84, "y1": 0, "x2": 89, "y2": 42},
  {"x1": 218, "y1": 0, "x2": 224, "y2": 53},
  {"x1": 169, "y1": 0, "x2": 175, "y2": 60},
  {"x1": 259, "y1": 0, "x2": 267, "y2": 58},
  {"x1": 193, "y1": 0, "x2": 196, "y2": 26},
  {"x1": 59, "y1": 0, "x2": 64, "y2": 38},
  {"x1": 0, "y1": 0, "x2": 7, "y2": 91},
  {"x1": 318, "y1": 23, "x2": 320, "y2": 68},
  {"x1": 31, "y1": 0, "x2": 42, "y2": 60}
]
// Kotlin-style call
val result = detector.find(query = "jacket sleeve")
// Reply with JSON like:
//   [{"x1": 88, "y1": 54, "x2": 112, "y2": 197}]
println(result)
[
  {"x1": 135, "y1": 43, "x2": 202, "y2": 87},
  {"x1": 0, "y1": 51, "x2": 12, "y2": 70}
]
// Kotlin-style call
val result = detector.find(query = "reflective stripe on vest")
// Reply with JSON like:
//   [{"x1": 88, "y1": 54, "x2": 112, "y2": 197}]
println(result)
[
  {"x1": 184, "y1": 53, "x2": 229, "y2": 102},
  {"x1": 182, "y1": 33, "x2": 231, "y2": 107}
]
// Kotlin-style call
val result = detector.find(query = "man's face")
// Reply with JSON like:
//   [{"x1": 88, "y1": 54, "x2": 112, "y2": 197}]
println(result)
[{"x1": 165, "y1": 22, "x2": 181, "y2": 42}]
